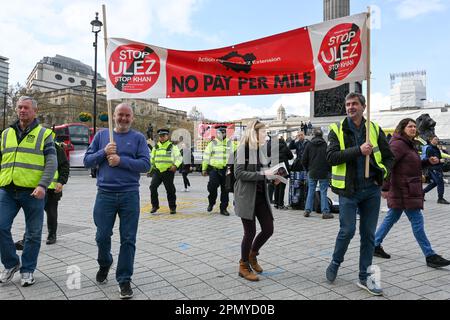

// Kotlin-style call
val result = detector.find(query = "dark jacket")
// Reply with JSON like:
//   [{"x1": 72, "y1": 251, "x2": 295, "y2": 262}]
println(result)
[
  {"x1": 301, "y1": 136, "x2": 330, "y2": 180},
  {"x1": 326, "y1": 117, "x2": 394, "y2": 197},
  {"x1": 289, "y1": 139, "x2": 309, "y2": 159},
  {"x1": 273, "y1": 139, "x2": 293, "y2": 174},
  {"x1": 426, "y1": 144, "x2": 443, "y2": 171},
  {"x1": 382, "y1": 133, "x2": 430, "y2": 210},
  {"x1": 51, "y1": 142, "x2": 70, "y2": 200}
]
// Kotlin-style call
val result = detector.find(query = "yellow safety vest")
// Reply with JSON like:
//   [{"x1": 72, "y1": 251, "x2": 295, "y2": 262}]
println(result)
[
  {"x1": 202, "y1": 138, "x2": 236, "y2": 171},
  {"x1": 329, "y1": 119, "x2": 387, "y2": 189},
  {"x1": 151, "y1": 141, "x2": 182, "y2": 173},
  {"x1": 0, "y1": 125, "x2": 53, "y2": 188}
]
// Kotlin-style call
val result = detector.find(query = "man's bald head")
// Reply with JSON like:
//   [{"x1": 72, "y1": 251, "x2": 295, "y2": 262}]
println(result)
[{"x1": 113, "y1": 103, "x2": 134, "y2": 133}]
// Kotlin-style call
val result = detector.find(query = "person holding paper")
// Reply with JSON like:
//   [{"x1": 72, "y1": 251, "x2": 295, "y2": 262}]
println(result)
[
  {"x1": 325, "y1": 92, "x2": 394, "y2": 296},
  {"x1": 234, "y1": 120, "x2": 277, "y2": 282}
]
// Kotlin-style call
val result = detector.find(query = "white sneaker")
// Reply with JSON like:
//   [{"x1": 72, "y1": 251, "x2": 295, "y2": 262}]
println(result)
[
  {"x1": 0, "y1": 263, "x2": 21, "y2": 284},
  {"x1": 185, "y1": 188, "x2": 190, "y2": 192},
  {"x1": 20, "y1": 272, "x2": 35, "y2": 287}
]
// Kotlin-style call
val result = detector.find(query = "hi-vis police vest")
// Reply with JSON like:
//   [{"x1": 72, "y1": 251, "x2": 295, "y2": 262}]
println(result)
[
  {"x1": 151, "y1": 141, "x2": 182, "y2": 173},
  {"x1": 202, "y1": 138, "x2": 236, "y2": 171},
  {"x1": 329, "y1": 119, "x2": 387, "y2": 189},
  {"x1": 0, "y1": 125, "x2": 53, "y2": 188}
]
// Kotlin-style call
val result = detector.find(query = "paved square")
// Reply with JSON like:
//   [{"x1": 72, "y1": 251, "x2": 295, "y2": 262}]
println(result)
[{"x1": 1, "y1": 171, "x2": 449, "y2": 300}]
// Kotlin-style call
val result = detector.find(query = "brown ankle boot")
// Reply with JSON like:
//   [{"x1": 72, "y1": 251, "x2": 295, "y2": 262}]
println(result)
[
  {"x1": 239, "y1": 260, "x2": 259, "y2": 281},
  {"x1": 249, "y1": 251, "x2": 263, "y2": 273}
]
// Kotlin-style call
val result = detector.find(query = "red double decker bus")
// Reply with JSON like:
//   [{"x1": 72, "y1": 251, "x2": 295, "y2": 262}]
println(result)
[{"x1": 54, "y1": 123, "x2": 90, "y2": 167}]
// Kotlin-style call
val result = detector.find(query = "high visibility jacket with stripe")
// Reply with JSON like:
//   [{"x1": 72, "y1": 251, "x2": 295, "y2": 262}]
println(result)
[
  {"x1": 151, "y1": 141, "x2": 182, "y2": 173},
  {"x1": 0, "y1": 125, "x2": 53, "y2": 188},
  {"x1": 328, "y1": 119, "x2": 388, "y2": 191},
  {"x1": 202, "y1": 138, "x2": 237, "y2": 171}
]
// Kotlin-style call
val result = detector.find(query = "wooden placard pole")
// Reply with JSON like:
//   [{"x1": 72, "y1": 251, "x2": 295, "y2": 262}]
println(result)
[
  {"x1": 365, "y1": 6, "x2": 371, "y2": 178},
  {"x1": 102, "y1": 4, "x2": 114, "y2": 143}
]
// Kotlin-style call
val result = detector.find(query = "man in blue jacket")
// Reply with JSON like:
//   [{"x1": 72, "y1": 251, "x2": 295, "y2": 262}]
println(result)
[
  {"x1": 84, "y1": 103, "x2": 150, "y2": 299},
  {"x1": 423, "y1": 136, "x2": 449, "y2": 204}
]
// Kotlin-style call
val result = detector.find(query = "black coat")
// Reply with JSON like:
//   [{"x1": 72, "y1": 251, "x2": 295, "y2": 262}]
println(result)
[
  {"x1": 301, "y1": 136, "x2": 330, "y2": 180},
  {"x1": 273, "y1": 140, "x2": 293, "y2": 173},
  {"x1": 326, "y1": 117, "x2": 394, "y2": 197},
  {"x1": 426, "y1": 144, "x2": 443, "y2": 171}
]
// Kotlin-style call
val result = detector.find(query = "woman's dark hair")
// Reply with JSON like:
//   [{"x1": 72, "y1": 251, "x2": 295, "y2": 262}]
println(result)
[{"x1": 395, "y1": 118, "x2": 416, "y2": 138}]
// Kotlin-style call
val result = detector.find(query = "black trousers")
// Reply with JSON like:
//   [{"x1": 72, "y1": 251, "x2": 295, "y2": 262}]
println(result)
[
  {"x1": 274, "y1": 183, "x2": 286, "y2": 207},
  {"x1": 208, "y1": 168, "x2": 229, "y2": 210},
  {"x1": 45, "y1": 190, "x2": 61, "y2": 237},
  {"x1": 241, "y1": 192, "x2": 274, "y2": 261},
  {"x1": 150, "y1": 170, "x2": 176, "y2": 209},
  {"x1": 182, "y1": 172, "x2": 191, "y2": 189}
]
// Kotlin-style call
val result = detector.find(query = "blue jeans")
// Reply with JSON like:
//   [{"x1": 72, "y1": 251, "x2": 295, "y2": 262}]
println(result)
[
  {"x1": 305, "y1": 177, "x2": 330, "y2": 213},
  {"x1": 0, "y1": 188, "x2": 45, "y2": 273},
  {"x1": 93, "y1": 190, "x2": 140, "y2": 284},
  {"x1": 331, "y1": 184, "x2": 381, "y2": 281},
  {"x1": 423, "y1": 169, "x2": 445, "y2": 199},
  {"x1": 375, "y1": 208, "x2": 435, "y2": 257}
]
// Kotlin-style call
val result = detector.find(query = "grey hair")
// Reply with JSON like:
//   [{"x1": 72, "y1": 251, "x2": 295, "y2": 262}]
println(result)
[
  {"x1": 17, "y1": 96, "x2": 37, "y2": 109},
  {"x1": 313, "y1": 128, "x2": 323, "y2": 138},
  {"x1": 345, "y1": 92, "x2": 366, "y2": 106}
]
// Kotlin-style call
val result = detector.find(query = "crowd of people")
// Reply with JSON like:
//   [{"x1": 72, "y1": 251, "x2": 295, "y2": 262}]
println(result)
[{"x1": 1, "y1": 93, "x2": 449, "y2": 299}]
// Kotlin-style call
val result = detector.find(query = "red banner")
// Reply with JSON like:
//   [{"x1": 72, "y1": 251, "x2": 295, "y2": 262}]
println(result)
[{"x1": 107, "y1": 13, "x2": 367, "y2": 100}]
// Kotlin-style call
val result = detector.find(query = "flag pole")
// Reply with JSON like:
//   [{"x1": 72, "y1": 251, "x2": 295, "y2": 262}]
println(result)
[
  {"x1": 102, "y1": 4, "x2": 114, "y2": 143},
  {"x1": 365, "y1": 6, "x2": 371, "y2": 178}
]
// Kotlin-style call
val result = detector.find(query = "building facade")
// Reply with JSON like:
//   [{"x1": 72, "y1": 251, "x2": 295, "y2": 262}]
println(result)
[
  {"x1": 26, "y1": 55, "x2": 105, "y2": 92},
  {"x1": 234, "y1": 105, "x2": 310, "y2": 140}
]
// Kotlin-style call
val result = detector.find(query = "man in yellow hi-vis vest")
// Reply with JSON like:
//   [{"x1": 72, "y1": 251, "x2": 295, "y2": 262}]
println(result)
[
  {"x1": 202, "y1": 125, "x2": 237, "y2": 216},
  {"x1": 325, "y1": 92, "x2": 394, "y2": 296},
  {"x1": 0, "y1": 96, "x2": 57, "y2": 287},
  {"x1": 150, "y1": 128, "x2": 182, "y2": 215}
]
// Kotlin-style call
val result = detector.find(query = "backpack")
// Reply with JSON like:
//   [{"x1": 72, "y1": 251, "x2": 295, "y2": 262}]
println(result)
[{"x1": 225, "y1": 144, "x2": 248, "y2": 193}]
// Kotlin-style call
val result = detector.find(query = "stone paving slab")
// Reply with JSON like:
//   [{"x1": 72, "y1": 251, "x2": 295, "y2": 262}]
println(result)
[{"x1": 1, "y1": 173, "x2": 450, "y2": 300}]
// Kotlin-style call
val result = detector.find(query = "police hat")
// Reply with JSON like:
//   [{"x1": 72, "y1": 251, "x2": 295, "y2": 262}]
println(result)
[
  {"x1": 157, "y1": 128, "x2": 170, "y2": 135},
  {"x1": 215, "y1": 125, "x2": 227, "y2": 132}
]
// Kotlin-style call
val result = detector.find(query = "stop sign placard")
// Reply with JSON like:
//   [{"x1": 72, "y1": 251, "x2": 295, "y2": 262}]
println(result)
[
  {"x1": 318, "y1": 23, "x2": 362, "y2": 81},
  {"x1": 109, "y1": 44, "x2": 161, "y2": 93}
]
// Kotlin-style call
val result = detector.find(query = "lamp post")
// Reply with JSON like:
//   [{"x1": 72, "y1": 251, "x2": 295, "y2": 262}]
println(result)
[
  {"x1": 2, "y1": 91, "x2": 7, "y2": 131},
  {"x1": 90, "y1": 12, "x2": 103, "y2": 137}
]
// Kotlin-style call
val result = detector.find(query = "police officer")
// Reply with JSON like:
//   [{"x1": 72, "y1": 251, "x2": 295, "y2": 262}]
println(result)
[
  {"x1": 150, "y1": 129, "x2": 182, "y2": 214},
  {"x1": 202, "y1": 125, "x2": 236, "y2": 216}
]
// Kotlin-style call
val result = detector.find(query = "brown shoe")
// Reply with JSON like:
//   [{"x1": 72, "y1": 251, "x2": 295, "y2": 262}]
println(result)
[
  {"x1": 239, "y1": 260, "x2": 259, "y2": 281},
  {"x1": 249, "y1": 251, "x2": 263, "y2": 273},
  {"x1": 322, "y1": 213, "x2": 334, "y2": 219}
]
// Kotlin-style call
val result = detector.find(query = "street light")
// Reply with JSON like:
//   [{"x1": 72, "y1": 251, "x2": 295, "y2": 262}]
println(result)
[
  {"x1": 90, "y1": 12, "x2": 103, "y2": 137},
  {"x1": 2, "y1": 91, "x2": 7, "y2": 131}
]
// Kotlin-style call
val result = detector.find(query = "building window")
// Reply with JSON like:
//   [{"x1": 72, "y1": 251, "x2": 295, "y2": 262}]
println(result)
[
  {"x1": 80, "y1": 80, "x2": 87, "y2": 86},
  {"x1": 55, "y1": 74, "x2": 62, "y2": 80},
  {"x1": 68, "y1": 77, "x2": 75, "y2": 83}
]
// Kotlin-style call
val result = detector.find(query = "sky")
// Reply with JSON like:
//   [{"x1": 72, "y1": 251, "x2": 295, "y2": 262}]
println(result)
[{"x1": 1, "y1": 0, "x2": 449, "y2": 121}]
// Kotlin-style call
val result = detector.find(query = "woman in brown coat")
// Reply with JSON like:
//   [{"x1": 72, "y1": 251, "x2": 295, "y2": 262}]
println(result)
[{"x1": 374, "y1": 118, "x2": 450, "y2": 268}]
